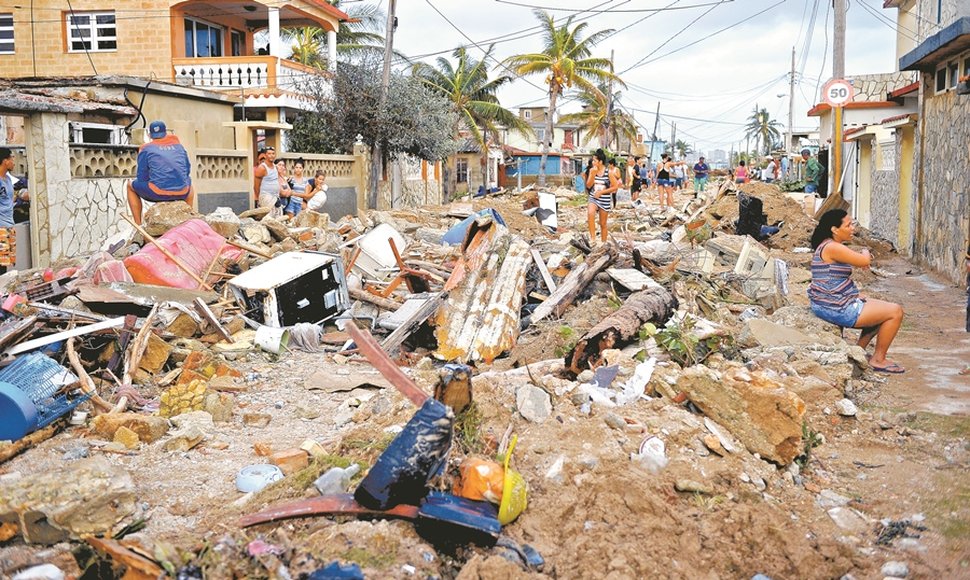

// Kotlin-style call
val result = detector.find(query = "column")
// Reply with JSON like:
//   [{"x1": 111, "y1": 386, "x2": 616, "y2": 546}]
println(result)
[
  {"x1": 268, "y1": 7, "x2": 281, "y2": 57},
  {"x1": 327, "y1": 29, "x2": 337, "y2": 71}
]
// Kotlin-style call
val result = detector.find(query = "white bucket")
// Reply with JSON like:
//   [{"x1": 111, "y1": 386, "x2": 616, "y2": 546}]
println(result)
[{"x1": 255, "y1": 326, "x2": 290, "y2": 354}]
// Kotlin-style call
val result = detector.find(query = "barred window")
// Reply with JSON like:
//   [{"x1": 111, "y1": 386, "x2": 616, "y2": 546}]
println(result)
[
  {"x1": 67, "y1": 11, "x2": 117, "y2": 53},
  {"x1": 0, "y1": 14, "x2": 14, "y2": 54}
]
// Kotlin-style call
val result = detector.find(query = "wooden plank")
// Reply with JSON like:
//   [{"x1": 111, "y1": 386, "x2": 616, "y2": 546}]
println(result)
[
  {"x1": 192, "y1": 297, "x2": 234, "y2": 343},
  {"x1": 531, "y1": 249, "x2": 557, "y2": 293},
  {"x1": 527, "y1": 242, "x2": 618, "y2": 325},
  {"x1": 5, "y1": 317, "x2": 127, "y2": 355},
  {"x1": 606, "y1": 268, "x2": 661, "y2": 292},
  {"x1": 381, "y1": 292, "x2": 447, "y2": 354}
]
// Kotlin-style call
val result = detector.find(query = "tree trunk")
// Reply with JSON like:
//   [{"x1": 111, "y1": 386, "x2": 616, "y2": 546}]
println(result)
[
  {"x1": 565, "y1": 285, "x2": 678, "y2": 375},
  {"x1": 538, "y1": 88, "x2": 558, "y2": 188},
  {"x1": 525, "y1": 241, "x2": 617, "y2": 326}
]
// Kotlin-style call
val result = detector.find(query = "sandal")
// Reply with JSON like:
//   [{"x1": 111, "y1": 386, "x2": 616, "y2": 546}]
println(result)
[{"x1": 871, "y1": 361, "x2": 905, "y2": 374}]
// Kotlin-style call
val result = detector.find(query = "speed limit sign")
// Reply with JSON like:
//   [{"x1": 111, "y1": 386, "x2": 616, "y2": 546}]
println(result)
[{"x1": 823, "y1": 79, "x2": 855, "y2": 107}]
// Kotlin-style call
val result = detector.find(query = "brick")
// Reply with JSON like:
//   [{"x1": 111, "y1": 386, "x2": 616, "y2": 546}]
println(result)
[
  {"x1": 91, "y1": 413, "x2": 170, "y2": 443},
  {"x1": 253, "y1": 442, "x2": 273, "y2": 456},
  {"x1": 270, "y1": 449, "x2": 309, "y2": 476},
  {"x1": 138, "y1": 332, "x2": 172, "y2": 375},
  {"x1": 113, "y1": 426, "x2": 141, "y2": 450}
]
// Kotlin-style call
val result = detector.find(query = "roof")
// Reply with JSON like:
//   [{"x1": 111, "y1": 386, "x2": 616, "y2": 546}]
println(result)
[
  {"x1": 879, "y1": 112, "x2": 914, "y2": 125},
  {"x1": 806, "y1": 100, "x2": 899, "y2": 117},
  {"x1": 900, "y1": 16, "x2": 970, "y2": 70},
  {"x1": 889, "y1": 81, "x2": 919, "y2": 99},
  {"x1": 502, "y1": 144, "x2": 561, "y2": 158},
  {"x1": 4, "y1": 75, "x2": 235, "y2": 104},
  {"x1": 0, "y1": 81, "x2": 137, "y2": 115},
  {"x1": 306, "y1": 0, "x2": 351, "y2": 21}
]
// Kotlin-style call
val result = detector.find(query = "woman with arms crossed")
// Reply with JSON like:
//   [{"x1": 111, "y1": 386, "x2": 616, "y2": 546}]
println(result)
[{"x1": 585, "y1": 149, "x2": 620, "y2": 244}]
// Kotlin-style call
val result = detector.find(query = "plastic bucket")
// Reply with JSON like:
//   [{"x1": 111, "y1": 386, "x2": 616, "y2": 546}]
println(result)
[{"x1": 255, "y1": 326, "x2": 290, "y2": 354}]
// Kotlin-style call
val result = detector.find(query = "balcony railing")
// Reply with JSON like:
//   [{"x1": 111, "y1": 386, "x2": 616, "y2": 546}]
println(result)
[{"x1": 173, "y1": 56, "x2": 330, "y2": 92}]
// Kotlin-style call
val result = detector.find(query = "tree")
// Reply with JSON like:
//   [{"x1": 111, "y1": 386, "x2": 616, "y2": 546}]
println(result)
[
  {"x1": 744, "y1": 106, "x2": 783, "y2": 155},
  {"x1": 289, "y1": 56, "x2": 457, "y2": 163},
  {"x1": 559, "y1": 84, "x2": 638, "y2": 150},
  {"x1": 281, "y1": 1, "x2": 388, "y2": 69},
  {"x1": 674, "y1": 139, "x2": 693, "y2": 158},
  {"x1": 503, "y1": 10, "x2": 622, "y2": 186},
  {"x1": 413, "y1": 46, "x2": 533, "y2": 197}
]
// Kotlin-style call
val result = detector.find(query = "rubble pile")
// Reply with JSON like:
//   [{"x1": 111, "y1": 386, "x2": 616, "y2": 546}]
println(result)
[{"x1": 0, "y1": 181, "x2": 959, "y2": 578}]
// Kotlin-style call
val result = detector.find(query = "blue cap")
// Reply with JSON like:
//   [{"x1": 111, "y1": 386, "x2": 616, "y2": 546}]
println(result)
[{"x1": 148, "y1": 120, "x2": 167, "y2": 139}]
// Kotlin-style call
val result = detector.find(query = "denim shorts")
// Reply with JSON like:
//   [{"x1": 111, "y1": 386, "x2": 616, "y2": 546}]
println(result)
[
  {"x1": 811, "y1": 298, "x2": 865, "y2": 328},
  {"x1": 805, "y1": 183, "x2": 818, "y2": 193}
]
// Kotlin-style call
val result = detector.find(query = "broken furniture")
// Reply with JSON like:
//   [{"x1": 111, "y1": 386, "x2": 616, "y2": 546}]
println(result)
[
  {"x1": 349, "y1": 223, "x2": 408, "y2": 283},
  {"x1": 229, "y1": 251, "x2": 350, "y2": 328},
  {"x1": 0, "y1": 352, "x2": 88, "y2": 441}
]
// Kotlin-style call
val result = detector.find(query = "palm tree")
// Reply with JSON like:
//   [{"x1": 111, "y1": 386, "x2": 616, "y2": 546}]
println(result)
[
  {"x1": 674, "y1": 139, "x2": 693, "y2": 158},
  {"x1": 744, "y1": 106, "x2": 783, "y2": 155},
  {"x1": 503, "y1": 10, "x2": 622, "y2": 186},
  {"x1": 413, "y1": 46, "x2": 534, "y2": 197},
  {"x1": 281, "y1": 1, "x2": 387, "y2": 69},
  {"x1": 559, "y1": 84, "x2": 638, "y2": 150}
]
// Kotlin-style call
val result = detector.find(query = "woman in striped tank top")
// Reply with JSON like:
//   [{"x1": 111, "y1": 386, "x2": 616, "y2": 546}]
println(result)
[
  {"x1": 585, "y1": 149, "x2": 620, "y2": 244},
  {"x1": 809, "y1": 209, "x2": 906, "y2": 373}
]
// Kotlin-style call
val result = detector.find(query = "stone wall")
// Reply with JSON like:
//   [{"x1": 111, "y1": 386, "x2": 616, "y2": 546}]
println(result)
[
  {"x1": 849, "y1": 72, "x2": 919, "y2": 102},
  {"x1": 913, "y1": 77, "x2": 970, "y2": 283},
  {"x1": 869, "y1": 143, "x2": 900, "y2": 246}
]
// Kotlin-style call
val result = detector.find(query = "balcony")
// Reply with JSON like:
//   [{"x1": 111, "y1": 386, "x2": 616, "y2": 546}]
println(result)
[{"x1": 173, "y1": 56, "x2": 331, "y2": 110}]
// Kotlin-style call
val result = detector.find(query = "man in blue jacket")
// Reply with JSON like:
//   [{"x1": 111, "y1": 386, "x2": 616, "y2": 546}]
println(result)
[{"x1": 127, "y1": 120, "x2": 195, "y2": 225}]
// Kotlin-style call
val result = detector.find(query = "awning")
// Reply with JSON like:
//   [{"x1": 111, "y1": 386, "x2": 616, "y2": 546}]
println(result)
[{"x1": 900, "y1": 17, "x2": 970, "y2": 71}]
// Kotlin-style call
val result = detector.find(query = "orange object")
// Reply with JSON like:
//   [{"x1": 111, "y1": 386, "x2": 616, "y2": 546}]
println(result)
[{"x1": 454, "y1": 457, "x2": 504, "y2": 504}]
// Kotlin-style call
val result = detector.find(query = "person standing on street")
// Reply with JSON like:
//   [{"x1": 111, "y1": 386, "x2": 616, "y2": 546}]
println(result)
[
  {"x1": 254, "y1": 146, "x2": 281, "y2": 211},
  {"x1": 802, "y1": 148, "x2": 823, "y2": 194},
  {"x1": 127, "y1": 121, "x2": 195, "y2": 225},
  {"x1": 629, "y1": 156, "x2": 642, "y2": 201},
  {"x1": 692, "y1": 156, "x2": 710, "y2": 198},
  {"x1": 0, "y1": 147, "x2": 16, "y2": 273},
  {"x1": 656, "y1": 153, "x2": 674, "y2": 210},
  {"x1": 585, "y1": 149, "x2": 620, "y2": 244},
  {"x1": 764, "y1": 157, "x2": 777, "y2": 183}
]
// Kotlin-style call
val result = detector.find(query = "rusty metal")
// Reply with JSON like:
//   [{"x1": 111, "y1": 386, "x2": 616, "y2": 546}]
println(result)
[{"x1": 346, "y1": 324, "x2": 427, "y2": 406}]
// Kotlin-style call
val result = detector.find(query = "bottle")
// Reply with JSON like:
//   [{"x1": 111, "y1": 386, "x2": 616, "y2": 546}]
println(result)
[{"x1": 313, "y1": 464, "x2": 361, "y2": 495}]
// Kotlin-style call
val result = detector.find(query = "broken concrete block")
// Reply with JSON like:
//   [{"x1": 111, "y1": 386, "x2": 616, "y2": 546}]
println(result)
[
  {"x1": 182, "y1": 350, "x2": 216, "y2": 377},
  {"x1": 165, "y1": 312, "x2": 200, "y2": 338},
  {"x1": 113, "y1": 426, "x2": 140, "y2": 450},
  {"x1": 203, "y1": 391, "x2": 234, "y2": 423},
  {"x1": 300, "y1": 439, "x2": 327, "y2": 458},
  {"x1": 239, "y1": 221, "x2": 272, "y2": 244},
  {"x1": 516, "y1": 384, "x2": 552, "y2": 423},
  {"x1": 175, "y1": 369, "x2": 208, "y2": 387},
  {"x1": 261, "y1": 218, "x2": 292, "y2": 242},
  {"x1": 0, "y1": 457, "x2": 135, "y2": 544},
  {"x1": 159, "y1": 379, "x2": 208, "y2": 418},
  {"x1": 163, "y1": 426, "x2": 206, "y2": 453},
  {"x1": 254, "y1": 442, "x2": 273, "y2": 456},
  {"x1": 270, "y1": 449, "x2": 309, "y2": 475},
  {"x1": 677, "y1": 365, "x2": 805, "y2": 464},
  {"x1": 138, "y1": 333, "x2": 172, "y2": 375},
  {"x1": 205, "y1": 207, "x2": 241, "y2": 238},
  {"x1": 738, "y1": 319, "x2": 815, "y2": 349},
  {"x1": 91, "y1": 413, "x2": 170, "y2": 443},
  {"x1": 243, "y1": 412, "x2": 271, "y2": 428},
  {"x1": 294, "y1": 210, "x2": 329, "y2": 229},
  {"x1": 143, "y1": 201, "x2": 201, "y2": 237}
]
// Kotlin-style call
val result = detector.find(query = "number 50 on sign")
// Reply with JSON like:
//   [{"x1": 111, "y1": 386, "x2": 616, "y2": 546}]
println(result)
[{"x1": 823, "y1": 79, "x2": 855, "y2": 107}]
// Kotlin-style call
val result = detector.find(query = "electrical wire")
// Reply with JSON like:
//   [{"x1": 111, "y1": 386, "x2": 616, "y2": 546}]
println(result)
[
  {"x1": 619, "y1": 0, "x2": 728, "y2": 73},
  {"x1": 492, "y1": 0, "x2": 732, "y2": 13}
]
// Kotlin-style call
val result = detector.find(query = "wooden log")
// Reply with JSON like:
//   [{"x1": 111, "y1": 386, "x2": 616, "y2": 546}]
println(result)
[
  {"x1": 66, "y1": 337, "x2": 113, "y2": 412},
  {"x1": 0, "y1": 424, "x2": 61, "y2": 464},
  {"x1": 121, "y1": 214, "x2": 213, "y2": 291},
  {"x1": 526, "y1": 242, "x2": 618, "y2": 325},
  {"x1": 565, "y1": 286, "x2": 678, "y2": 375},
  {"x1": 349, "y1": 287, "x2": 402, "y2": 311},
  {"x1": 531, "y1": 249, "x2": 557, "y2": 293}
]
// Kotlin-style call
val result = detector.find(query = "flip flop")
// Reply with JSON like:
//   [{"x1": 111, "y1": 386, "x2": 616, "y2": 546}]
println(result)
[{"x1": 871, "y1": 362, "x2": 905, "y2": 374}]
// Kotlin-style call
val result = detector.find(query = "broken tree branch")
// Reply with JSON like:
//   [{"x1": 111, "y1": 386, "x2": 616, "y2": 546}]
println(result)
[
  {"x1": 349, "y1": 287, "x2": 401, "y2": 311},
  {"x1": 527, "y1": 242, "x2": 618, "y2": 325},
  {"x1": 66, "y1": 337, "x2": 113, "y2": 412}
]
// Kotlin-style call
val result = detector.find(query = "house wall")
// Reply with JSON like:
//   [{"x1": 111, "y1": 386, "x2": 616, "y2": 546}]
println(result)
[
  {"x1": 451, "y1": 153, "x2": 486, "y2": 193},
  {"x1": 897, "y1": 124, "x2": 917, "y2": 253},
  {"x1": 913, "y1": 76, "x2": 970, "y2": 283},
  {"x1": 869, "y1": 133, "x2": 901, "y2": 244},
  {"x1": 0, "y1": 0, "x2": 174, "y2": 80}
]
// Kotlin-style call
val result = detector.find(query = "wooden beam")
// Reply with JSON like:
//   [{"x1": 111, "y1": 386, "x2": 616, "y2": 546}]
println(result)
[
  {"x1": 531, "y1": 249, "x2": 557, "y2": 293},
  {"x1": 527, "y1": 242, "x2": 618, "y2": 325}
]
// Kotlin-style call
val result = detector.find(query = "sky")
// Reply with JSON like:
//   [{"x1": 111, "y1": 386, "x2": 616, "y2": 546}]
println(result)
[{"x1": 383, "y1": 0, "x2": 901, "y2": 155}]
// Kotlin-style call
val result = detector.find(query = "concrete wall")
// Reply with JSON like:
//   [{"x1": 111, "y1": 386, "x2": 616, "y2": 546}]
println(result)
[
  {"x1": 913, "y1": 76, "x2": 970, "y2": 283},
  {"x1": 869, "y1": 133, "x2": 901, "y2": 245}
]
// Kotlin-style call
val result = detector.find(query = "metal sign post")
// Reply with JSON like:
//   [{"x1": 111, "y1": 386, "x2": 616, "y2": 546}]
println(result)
[{"x1": 822, "y1": 79, "x2": 854, "y2": 196}]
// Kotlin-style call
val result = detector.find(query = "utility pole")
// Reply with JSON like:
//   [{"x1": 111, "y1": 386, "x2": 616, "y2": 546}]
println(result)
[
  {"x1": 604, "y1": 49, "x2": 614, "y2": 149},
  {"x1": 369, "y1": 0, "x2": 397, "y2": 209},
  {"x1": 832, "y1": 0, "x2": 846, "y2": 195},
  {"x1": 652, "y1": 102, "x2": 660, "y2": 143},
  {"x1": 787, "y1": 46, "x2": 795, "y2": 153}
]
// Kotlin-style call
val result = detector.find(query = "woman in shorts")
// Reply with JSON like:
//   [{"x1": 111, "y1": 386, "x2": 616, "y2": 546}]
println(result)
[{"x1": 585, "y1": 149, "x2": 620, "y2": 244}]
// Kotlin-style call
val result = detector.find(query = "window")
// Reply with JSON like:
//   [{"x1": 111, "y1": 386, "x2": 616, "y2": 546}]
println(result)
[
  {"x1": 0, "y1": 13, "x2": 13, "y2": 54},
  {"x1": 67, "y1": 11, "x2": 116, "y2": 52},
  {"x1": 937, "y1": 0, "x2": 943, "y2": 24},
  {"x1": 563, "y1": 130, "x2": 574, "y2": 148},
  {"x1": 536, "y1": 128, "x2": 545, "y2": 142},
  {"x1": 231, "y1": 30, "x2": 243, "y2": 57},
  {"x1": 935, "y1": 66, "x2": 947, "y2": 93},
  {"x1": 949, "y1": 61, "x2": 959, "y2": 88},
  {"x1": 964, "y1": 57, "x2": 970, "y2": 78},
  {"x1": 455, "y1": 158, "x2": 468, "y2": 183},
  {"x1": 184, "y1": 17, "x2": 223, "y2": 58},
  {"x1": 69, "y1": 122, "x2": 127, "y2": 145},
  {"x1": 523, "y1": 110, "x2": 531, "y2": 119}
]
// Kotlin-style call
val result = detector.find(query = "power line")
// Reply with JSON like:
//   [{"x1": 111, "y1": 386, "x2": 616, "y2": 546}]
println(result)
[
  {"x1": 492, "y1": 0, "x2": 732, "y2": 13},
  {"x1": 619, "y1": 0, "x2": 728, "y2": 73}
]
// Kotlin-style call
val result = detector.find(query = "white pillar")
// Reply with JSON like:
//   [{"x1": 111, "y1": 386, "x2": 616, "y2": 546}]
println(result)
[
  {"x1": 268, "y1": 7, "x2": 281, "y2": 57},
  {"x1": 327, "y1": 29, "x2": 337, "y2": 71}
]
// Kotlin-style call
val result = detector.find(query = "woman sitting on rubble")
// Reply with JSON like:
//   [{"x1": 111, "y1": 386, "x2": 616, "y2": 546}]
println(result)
[
  {"x1": 585, "y1": 149, "x2": 620, "y2": 244},
  {"x1": 809, "y1": 209, "x2": 905, "y2": 373}
]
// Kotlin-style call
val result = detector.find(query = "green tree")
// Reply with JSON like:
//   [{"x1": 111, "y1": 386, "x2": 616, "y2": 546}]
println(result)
[
  {"x1": 503, "y1": 10, "x2": 622, "y2": 186},
  {"x1": 674, "y1": 139, "x2": 693, "y2": 158},
  {"x1": 744, "y1": 106, "x2": 782, "y2": 155},
  {"x1": 413, "y1": 46, "x2": 533, "y2": 197},
  {"x1": 281, "y1": 1, "x2": 388, "y2": 69},
  {"x1": 559, "y1": 84, "x2": 638, "y2": 150}
]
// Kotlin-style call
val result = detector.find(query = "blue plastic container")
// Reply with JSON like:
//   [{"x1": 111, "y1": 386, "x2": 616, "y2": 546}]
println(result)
[
  {"x1": 0, "y1": 352, "x2": 89, "y2": 435},
  {"x1": 0, "y1": 381, "x2": 38, "y2": 441}
]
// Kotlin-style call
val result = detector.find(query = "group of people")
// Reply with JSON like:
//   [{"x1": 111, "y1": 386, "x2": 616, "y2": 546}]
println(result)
[
  {"x1": 124, "y1": 120, "x2": 331, "y2": 227},
  {"x1": 253, "y1": 147, "x2": 329, "y2": 217},
  {"x1": 731, "y1": 149, "x2": 824, "y2": 194}
]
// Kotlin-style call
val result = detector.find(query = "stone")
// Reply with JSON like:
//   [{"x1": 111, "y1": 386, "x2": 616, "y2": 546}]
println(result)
[
  {"x1": 239, "y1": 206, "x2": 272, "y2": 220},
  {"x1": 280, "y1": 238, "x2": 299, "y2": 252},
  {"x1": 740, "y1": 319, "x2": 815, "y2": 349},
  {"x1": 270, "y1": 449, "x2": 309, "y2": 475},
  {"x1": 260, "y1": 217, "x2": 292, "y2": 242},
  {"x1": 143, "y1": 201, "x2": 200, "y2": 237},
  {"x1": 243, "y1": 412, "x2": 272, "y2": 428},
  {"x1": 677, "y1": 365, "x2": 805, "y2": 464},
  {"x1": 91, "y1": 413, "x2": 170, "y2": 443},
  {"x1": 816, "y1": 489, "x2": 852, "y2": 508},
  {"x1": 674, "y1": 479, "x2": 713, "y2": 494},
  {"x1": 702, "y1": 434, "x2": 726, "y2": 456},
  {"x1": 240, "y1": 221, "x2": 272, "y2": 244},
  {"x1": 170, "y1": 410, "x2": 215, "y2": 433},
  {"x1": 163, "y1": 426, "x2": 206, "y2": 453},
  {"x1": 0, "y1": 457, "x2": 135, "y2": 544},
  {"x1": 881, "y1": 561, "x2": 909, "y2": 578},
  {"x1": 165, "y1": 312, "x2": 200, "y2": 338},
  {"x1": 138, "y1": 333, "x2": 172, "y2": 375},
  {"x1": 113, "y1": 426, "x2": 140, "y2": 450},
  {"x1": 209, "y1": 375, "x2": 248, "y2": 392},
  {"x1": 11, "y1": 564, "x2": 65, "y2": 580},
  {"x1": 577, "y1": 370, "x2": 595, "y2": 383},
  {"x1": 183, "y1": 350, "x2": 216, "y2": 377},
  {"x1": 254, "y1": 442, "x2": 273, "y2": 456},
  {"x1": 827, "y1": 506, "x2": 868, "y2": 534},
  {"x1": 604, "y1": 413, "x2": 627, "y2": 430},
  {"x1": 294, "y1": 210, "x2": 329, "y2": 229},
  {"x1": 300, "y1": 439, "x2": 327, "y2": 458},
  {"x1": 835, "y1": 399, "x2": 858, "y2": 417},
  {"x1": 516, "y1": 385, "x2": 553, "y2": 423},
  {"x1": 159, "y1": 379, "x2": 208, "y2": 418},
  {"x1": 175, "y1": 369, "x2": 208, "y2": 387},
  {"x1": 205, "y1": 207, "x2": 241, "y2": 238},
  {"x1": 203, "y1": 392, "x2": 234, "y2": 422}
]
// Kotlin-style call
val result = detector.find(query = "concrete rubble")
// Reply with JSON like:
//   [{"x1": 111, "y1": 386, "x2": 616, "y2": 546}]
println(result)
[{"x1": 0, "y1": 177, "x2": 960, "y2": 578}]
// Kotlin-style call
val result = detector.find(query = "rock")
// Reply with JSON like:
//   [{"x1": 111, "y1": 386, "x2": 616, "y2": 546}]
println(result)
[
  {"x1": 835, "y1": 398, "x2": 858, "y2": 417},
  {"x1": 827, "y1": 506, "x2": 869, "y2": 533},
  {"x1": 143, "y1": 201, "x2": 201, "y2": 237},
  {"x1": 675, "y1": 479, "x2": 713, "y2": 494},
  {"x1": 159, "y1": 379, "x2": 208, "y2": 418},
  {"x1": 239, "y1": 220, "x2": 272, "y2": 244},
  {"x1": 294, "y1": 210, "x2": 329, "y2": 229},
  {"x1": 243, "y1": 412, "x2": 272, "y2": 428},
  {"x1": 169, "y1": 410, "x2": 215, "y2": 433},
  {"x1": 254, "y1": 442, "x2": 273, "y2": 456},
  {"x1": 205, "y1": 207, "x2": 240, "y2": 238},
  {"x1": 91, "y1": 413, "x2": 170, "y2": 443},
  {"x1": 165, "y1": 312, "x2": 200, "y2": 338},
  {"x1": 163, "y1": 426, "x2": 206, "y2": 452},
  {"x1": 0, "y1": 457, "x2": 135, "y2": 544},
  {"x1": 413, "y1": 227, "x2": 447, "y2": 245},
  {"x1": 138, "y1": 333, "x2": 172, "y2": 375},
  {"x1": 270, "y1": 448, "x2": 310, "y2": 475},
  {"x1": 677, "y1": 365, "x2": 805, "y2": 464},
  {"x1": 113, "y1": 426, "x2": 140, "y2": 450},
  {"x1": 702, "y1": 434, "x2": 726, "y2": 456},
  {"x1": 203, "y1": 392, "x2": 234, "y2": 422},
  {"x1": 881, "y1": 561, "x2": 909, "y2": 578},
  {"x1": 11, "y1": 564, "x2": 65, "y2": 580},
  {"x1": 740, "y1": 319, "x2": 815, "y2": 349},
  {"x1": 280, "y1": 238, "x2": 299, "y2": 252},
  {"x1": 300, "y1": 439, "x2": 327, "y2": 458},
  {"x1": 261, "y1": 217, "x2": 292, "y2": 242},
  {"x1": 577, "y1": 370, "x2": 595, "y2": 383},
  {"x1": 516, "y1": 385, "x2": 552, "y2": 423},
  {"x1": 816, "y1": 489, "x2": 852, "y2": 508},
  {"x1": 604, "y1": 413, "x2": 627, "y2": 430},
  {"x1": 704, "y1": 418, "x2": 739, "y2": 453},
  {"x1": 239, "y1": 206, "x2": 272, "y2": 220}
]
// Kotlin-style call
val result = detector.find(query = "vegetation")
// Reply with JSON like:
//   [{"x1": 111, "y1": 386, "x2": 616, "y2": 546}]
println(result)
[
  {"x1": 503, "y1": 9, "x2": 621, "y2": 187},
  {"x1": 744, "y1": 106, "x2": 783, "y2": 155},
  {"x1": 559, "y1": 83, "x2": 638, "y2": 149},
  {"x1": 281, "y1": 1, "x2": 388, "y2": 69}
]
